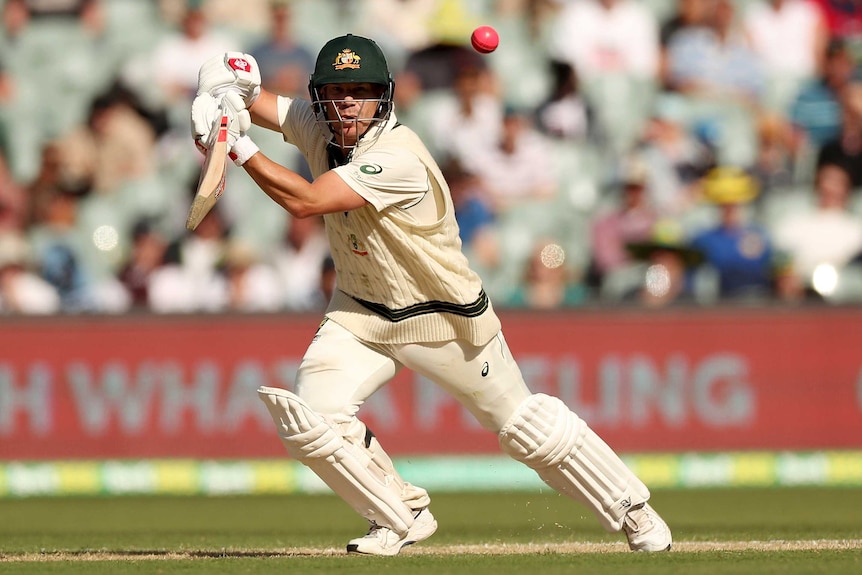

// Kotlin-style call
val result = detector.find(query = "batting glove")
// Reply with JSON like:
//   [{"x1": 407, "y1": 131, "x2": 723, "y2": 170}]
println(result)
[
  {"x1": 191, "y1": 91, "x2": 259, "y2": 166},
  {"x1": 197, "y1": 52, "x2": 261, "y2": 107}
]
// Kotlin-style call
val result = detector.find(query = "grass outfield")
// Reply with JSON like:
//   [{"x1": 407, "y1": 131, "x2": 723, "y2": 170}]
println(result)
[{"x1": 1, "y1": 488, "x2": 860, "y2": 574}]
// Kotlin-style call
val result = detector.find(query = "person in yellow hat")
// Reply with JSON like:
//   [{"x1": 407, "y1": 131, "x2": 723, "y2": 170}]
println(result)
[{"x1": 689, "y1": 166, "x2": 775, "y2": 299}]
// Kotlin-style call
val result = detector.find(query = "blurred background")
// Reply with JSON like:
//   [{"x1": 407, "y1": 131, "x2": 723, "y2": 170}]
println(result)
[{"x1": 1, "y1": 0, "x2": 861, "y2": 497}]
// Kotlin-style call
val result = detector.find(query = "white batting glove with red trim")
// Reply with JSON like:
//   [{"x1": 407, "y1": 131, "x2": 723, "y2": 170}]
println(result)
[
  {"x1": 191, "y1": 92, "x2": 258, "y2": 166},
  {"x1": 197, "y1": 52, "x2": 261, "y2": 107}
]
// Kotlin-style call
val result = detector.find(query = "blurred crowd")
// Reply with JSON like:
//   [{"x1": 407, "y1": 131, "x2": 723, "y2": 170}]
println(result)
[{"x1": 1, "y1": 0, "x2": 862, "y2": 316}]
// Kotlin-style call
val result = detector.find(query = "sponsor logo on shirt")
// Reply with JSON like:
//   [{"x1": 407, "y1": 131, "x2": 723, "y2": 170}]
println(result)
[
  {"x1": 359, "y1": 163, "x2": 383, "y2": 175},
  {"x1": 349, "y1": 233, "x2": 369, "y2": 256}
]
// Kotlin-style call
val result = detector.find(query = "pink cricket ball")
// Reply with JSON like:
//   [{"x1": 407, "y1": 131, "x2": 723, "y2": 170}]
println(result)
[{"x1": 471, "y1": 25, "x2": 499, "y2": 54}]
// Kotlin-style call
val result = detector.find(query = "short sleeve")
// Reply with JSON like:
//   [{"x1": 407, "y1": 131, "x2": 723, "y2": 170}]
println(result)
[{"x1": 332, "y1": 147, "x2": 429, "y2": 211}]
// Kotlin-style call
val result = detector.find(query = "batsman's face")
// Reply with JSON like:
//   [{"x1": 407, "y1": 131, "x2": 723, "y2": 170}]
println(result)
[{"x1": 319, "y1": 82, "x2": 386, "y2": 144}]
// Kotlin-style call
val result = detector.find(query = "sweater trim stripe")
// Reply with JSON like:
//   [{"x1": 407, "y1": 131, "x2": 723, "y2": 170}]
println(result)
[{"x1": 349, "y1": 290, "x2": 490, "y2": 322}]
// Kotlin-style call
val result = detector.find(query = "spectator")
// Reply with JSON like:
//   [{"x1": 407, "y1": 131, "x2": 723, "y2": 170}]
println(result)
[
  {"x1": 812, "y1": 0, "x2": 862, "y2": 63},
  {"x1": 0, "y1": 230, "x2": 60, "y2": 314},
  {"x1": 23, "y1": 141, "x2": 84, "y2": 227},
  {"x1": 634, "y1": 107, "x2": 716, "y2": 217},
  {"x1": 392, "y1": 3, "x2": 483, "y2": 114},
  {"x1": 817, "y1": 80, "x2": 862, "y2": 187},
  {"x1": 588, "y1": 158, "x2": 659, "y2": 287},
  {"x1": 270, "y1": 214, "x2": 331, "y2": 312},
  {"x1": 772, "y1": 162, "x2": 862, "y2": 287},
  {"x1": 396, "y1": 43, "x2": 482, "y2": 115},
  {"x1": 535, "y1": 60, "x2": 593, "y2": 142},
  {"x1": 445, "y1": 159, "x2": 498, "y2": 271},
  {"x1": 548, "y1": 0, "x2": 660, "y2": 81},
  {"x1": 625, "y1": 219, "x2": 704, "y2": 308},
  {"x1": 690, "y1": 167, "x2": 775, "y2": 300},
  {"x1": 148, "y1": 203, "x2": 231, "y2": 313},
  {"x1": 748, "y1": 104, "x2": 797, "y2": 192},
  {"x1": 247, "y1": 1, "x2": 314, "y2": 99},
  {"x1": 25, "y1": 177, "x2": 128, "y2": 313},
  {"x1": 743, "y1": 0, "x2": 829, "y2": 112},
  {"x1": 133, "y1": 1, "x2": 239, "y2": 111},
  {"x1": 501, "y1": 240, "x2": 587, "y2": 309},
  {"x1": 356, "y1": 0, "x2": 440, "y2": 57},
  {"x1": 665, "y1": 0, "x2": 766, "y2": 105},
  {"x1": 426, "y1": 55, "x2": 503, "y2": 164},
  {"x1": 659, "y1": 0, "x2": 714, "y2": 90},
  {"x1": 1, "y1": 0, "x2": 104, "y2": 38},
  {"x1": 31, "y1": 198, "x2": 130, "y2": 313},
  {"x1": 222, "y1": 238, "x2": 283, "y2": 312},
  {"x1": 117, "y1": 218, "x2": 168, "y2": 310},
  {"x1": 58, "y1": 82, "x2": 160, "y2": 196},
  {"x1": 37, "y1": 241, "x2": 90, "y2": 311},
  {"x1": 770, "y1": 250, "x2": 814, "y2": 303},
  {"x1": 460, "y1": 106, "x2": 558, "y2": 214},
  {"x1": 200, "y1": 0, "x2": 272, "y2": 38},
  {"x1": 445, "y1": 159, "x2": 495, "y2": 242},
  {"x1": 661, "y1": 0, "x2": 712, "y2": 46},
  {"x1": 789, "y1": 37, "x2": 858, "y2": 157},
  {"x1": 546, "y1": 0, "x2": 659, "y2": 152}
]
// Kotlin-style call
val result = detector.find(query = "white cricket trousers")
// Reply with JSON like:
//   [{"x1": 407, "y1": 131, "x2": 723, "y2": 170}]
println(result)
[{"x1": 296, "y1": 318, "x2": 533, "y2": 433}]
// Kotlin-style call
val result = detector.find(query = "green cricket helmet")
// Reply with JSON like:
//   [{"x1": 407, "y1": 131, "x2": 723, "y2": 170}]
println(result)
[{"x1": 308, "y1": 34, "x2": 395, "y2": 149}]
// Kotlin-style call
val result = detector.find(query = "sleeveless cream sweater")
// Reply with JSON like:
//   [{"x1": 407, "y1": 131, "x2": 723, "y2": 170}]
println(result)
[{"x1": 291, "y1": 110, "x2": 500, "y2": 345}]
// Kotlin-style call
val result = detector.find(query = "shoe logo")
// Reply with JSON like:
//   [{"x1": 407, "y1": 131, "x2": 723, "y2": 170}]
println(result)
[{"x1": 481, "y1": 362, "x2": 489, "y2": 377}]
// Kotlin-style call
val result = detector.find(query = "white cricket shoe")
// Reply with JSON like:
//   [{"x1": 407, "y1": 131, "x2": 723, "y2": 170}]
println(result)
[
  {"x1": 623, "y1": 502, "x2": 672, "y2": 552},
  {"x1": 346, "y1": 508, "x2": 438, "y2": 556}
]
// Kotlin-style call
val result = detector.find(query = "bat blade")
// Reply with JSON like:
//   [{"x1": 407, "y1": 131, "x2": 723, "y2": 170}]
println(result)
[{"x1": 186, "y1": 109, "x2": 229, "y2": 231}]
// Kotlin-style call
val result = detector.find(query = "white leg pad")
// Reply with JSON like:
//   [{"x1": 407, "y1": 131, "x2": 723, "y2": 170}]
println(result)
[
  {"x1": 339, "y1": 417, "x2": 431, "y2": 511},
  {"x1": 499, "y1": 394, "x2": 650, "y2": 532},
  {"x1": 258, "y1": 386, "x2": 415, "y2": 536}
]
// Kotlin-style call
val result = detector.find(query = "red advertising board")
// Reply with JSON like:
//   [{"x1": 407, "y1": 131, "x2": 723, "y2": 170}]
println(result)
[{"x1": 1, "y1": 308, "x2": 861, "y2": 460}]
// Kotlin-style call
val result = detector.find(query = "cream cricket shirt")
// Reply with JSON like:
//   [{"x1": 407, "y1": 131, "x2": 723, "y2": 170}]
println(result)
[{"x1": 276, "y1": 96, "x2": 501, "y2": 345}]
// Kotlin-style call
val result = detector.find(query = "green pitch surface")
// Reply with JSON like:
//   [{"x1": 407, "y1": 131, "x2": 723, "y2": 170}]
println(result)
[{"x1": 1, "y1": 488, "x2": 860, "y2": 574}]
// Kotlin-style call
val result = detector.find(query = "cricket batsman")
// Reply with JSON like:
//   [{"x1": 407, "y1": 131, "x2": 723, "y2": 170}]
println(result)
[{"x1": 191, "y1": 34, "x2": 672, "y2": 556}]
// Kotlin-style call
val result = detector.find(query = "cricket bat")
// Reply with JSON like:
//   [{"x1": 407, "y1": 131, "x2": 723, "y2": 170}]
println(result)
[{"x1": 186, "y1": 107, "x2": 229, "y2": 231}]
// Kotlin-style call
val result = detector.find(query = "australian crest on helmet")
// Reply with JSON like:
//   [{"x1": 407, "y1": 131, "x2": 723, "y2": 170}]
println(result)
[{"x1": 333, "y1": 49, "x2": 361, "y2": 70}]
